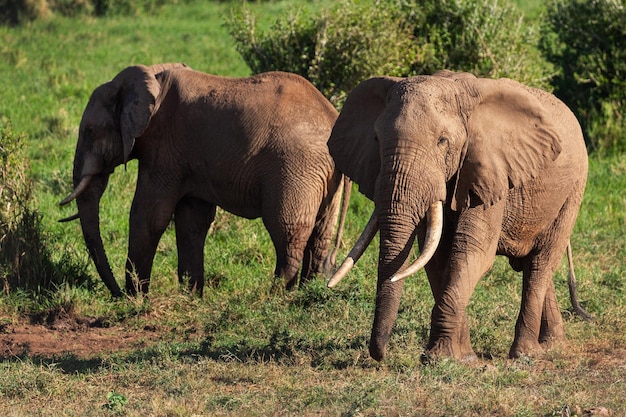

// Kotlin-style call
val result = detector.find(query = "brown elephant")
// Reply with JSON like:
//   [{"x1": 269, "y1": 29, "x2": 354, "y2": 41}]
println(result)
[
  {"x1": 60, "y1": 63, "x2": 349, "y2": 298},
  {"x1": 326, "y1": 71, "x2": 589, "y2": 361}
]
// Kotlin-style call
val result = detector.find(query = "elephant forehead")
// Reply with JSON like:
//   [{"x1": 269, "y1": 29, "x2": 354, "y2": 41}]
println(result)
[{"x1": 377, "y1": 96, "x2": 448, "y2": 140}]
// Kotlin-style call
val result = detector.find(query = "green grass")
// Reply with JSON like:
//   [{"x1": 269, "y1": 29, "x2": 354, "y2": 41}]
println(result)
[{"x1": 1, "y1": 1, "x2": 625, "y2": 416}]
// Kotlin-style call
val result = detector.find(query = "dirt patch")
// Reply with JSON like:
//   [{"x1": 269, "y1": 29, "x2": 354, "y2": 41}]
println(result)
[{"x1": 0, "y1": 316, "x2": 163, "y2": 359}]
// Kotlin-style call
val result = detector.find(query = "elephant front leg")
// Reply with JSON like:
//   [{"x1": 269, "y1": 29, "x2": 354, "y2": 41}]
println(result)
[
  {"x1": 427, "y1": 206, "x2": 502, "y2": 361},
  {"x1": 125, "y1": 192, "x2": 177, "y2": 295},
  {"x1": 175, "y1": 197, "x2": 215, "y2": 297}
]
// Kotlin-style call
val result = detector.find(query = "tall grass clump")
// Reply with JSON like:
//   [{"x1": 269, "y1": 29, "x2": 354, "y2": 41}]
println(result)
[
  {"x1": 541, "y1": 0, "x2": 626, "y2": 154},
  {"x1": 227, "y1": 0, "x2": 554, "y2": 107},
  {"x1": 0, "y1": 119, "x2": 88, "y2": 295}
]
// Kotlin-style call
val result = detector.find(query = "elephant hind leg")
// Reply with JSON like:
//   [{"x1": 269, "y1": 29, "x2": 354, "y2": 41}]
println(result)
[
  {"x1": 509, "y1": 193, "x2": 583, "y2": 359},
  {"x1": 539, "y1": 279, "x2": 566, "y2": 345},
  {"x1": 175, "y1": 197, "x2": 215, "y2": 297},
  {"x1": 301, "y1": 172, "x2": 343, "y2": 283},
  {"x1": 263, "y1": 213, "x2": 315, "y2": 290},
  {"x1": 509, "y1": 253, "x2": 563, "y2": 358}
]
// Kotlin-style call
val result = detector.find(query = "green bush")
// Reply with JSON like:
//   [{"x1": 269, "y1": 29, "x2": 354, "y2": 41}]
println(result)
[
  {"x1": 227, "y1": 1, "x2": 418, "y2": 106},
  {"x1": 404, "y1": 0, "x2": 553, "y2": 89},
  {"x1": 541, "y1": 0, "x2": 626, "y2": 154},
  {"x1": 227, "y1": 0, "x2": 554, "y2": 107},
  {"x1": 0, "y1": 119, "x2": 89, "y2": 294}
]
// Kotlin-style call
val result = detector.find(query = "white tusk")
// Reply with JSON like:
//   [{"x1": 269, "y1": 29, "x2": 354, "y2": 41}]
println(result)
[
  {"x1": 390, "y1": 201, "x2": 443, "y2": 283},
  {"x1": 327, "y1": 211, "x2": 378, "y2": 288},
  {"x1": 59, "y1": 175, "x2": 93, "y2": 206}
]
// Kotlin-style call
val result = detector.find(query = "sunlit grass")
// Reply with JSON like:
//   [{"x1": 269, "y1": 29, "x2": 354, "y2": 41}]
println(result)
[{"x1": 0, "y1": 1, "x2": 625, "y2": 416}]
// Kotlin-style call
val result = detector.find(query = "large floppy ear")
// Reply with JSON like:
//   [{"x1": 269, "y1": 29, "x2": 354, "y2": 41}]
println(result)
[
  {"x1": 111, "y1": 65, "x2": 163, "y2": 164},
  {"x1": 453, "y1": 78, "x2": 563, "y2": 209},
  {"x1": 328, "y1": 77, "x2": 400, "y2": 200}
]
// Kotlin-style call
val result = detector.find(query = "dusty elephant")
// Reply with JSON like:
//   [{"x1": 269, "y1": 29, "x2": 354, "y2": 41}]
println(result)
[
  {"x1": 60, "y1": 63, "x2": 349, "y2": 298},
  {"x1": 327, "y1": 71, "x2": 589, "y2": 361}
]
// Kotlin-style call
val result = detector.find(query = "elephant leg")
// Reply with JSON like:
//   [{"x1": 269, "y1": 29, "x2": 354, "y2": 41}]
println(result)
[
  {"x1": 175, "y1": 197, "x2": 215, "y2": 297},
  {"x1": 509, "y1": 195, "x2": 581, "y2": 358},
  {"x1": 427, "y1": 203, "x2": 504, "y2": 361},
  {"x1": 421, "y1": 216, "x2": 475, "y2": 361},
  {"x1": 126, "y1": 188, "x2": 177, "y2": 295},
  {"x1": 301, "y1": 172, "x2": 342, "y2": 283},
  {"x1": 509, "y1": 253, "x2": 560, "y2": 357},
  {"x1": 263, "y1": 197, "x2": 316, "y2": 290},
  {"x1": 539, "y1": 279, "x2": 565, "y2": 346}
]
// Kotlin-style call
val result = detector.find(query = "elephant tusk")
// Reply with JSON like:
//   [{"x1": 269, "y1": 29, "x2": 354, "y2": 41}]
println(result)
[
  {"x1": 59, "y1": 175, "x2": 93, "y2": 206},
  {"x1": 390, "y1": 201, "x2": 443, "y2": 283},
  {"x1": 327, "y1": 211, "x2": 378, "y2": 288},
  {"x1": 58, "y1": 213, "x2": 80, "y2": 222}
]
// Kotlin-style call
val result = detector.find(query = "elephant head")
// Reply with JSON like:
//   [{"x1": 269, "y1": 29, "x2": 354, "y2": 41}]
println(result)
[
  {"x1": 60, "y1": 63, "x2": 188, "y2": 296},
  {"x1": 327, "y1": 72, "x2": 562, "y2": 360}
]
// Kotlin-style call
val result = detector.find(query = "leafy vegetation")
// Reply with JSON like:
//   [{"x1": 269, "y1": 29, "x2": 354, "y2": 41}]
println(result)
[
  {"x1": 0, "y1": 120, "x2": 87, "y2": 294},
  {"x1": 0, "y1": 1, "x2": 624, "y2": 416},
  {"x1": 228, "y1": 0, "x2": 554, "y2": 107},
  {"x1": 227, "y1": 0, "x2": 416, "y2": 106},
  {"x1": 541, "y1": 0, "x2": 626, "y2": 153}
]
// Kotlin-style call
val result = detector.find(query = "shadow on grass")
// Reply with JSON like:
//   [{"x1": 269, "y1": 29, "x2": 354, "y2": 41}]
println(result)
[{"x1": 0, "y1": 329, "x2": 372, "y2": 375}]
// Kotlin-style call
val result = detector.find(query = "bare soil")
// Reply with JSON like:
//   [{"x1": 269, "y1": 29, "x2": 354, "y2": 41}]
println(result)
[{"x1": 0, "y1": 315, "x2": 162, "y2": 359}]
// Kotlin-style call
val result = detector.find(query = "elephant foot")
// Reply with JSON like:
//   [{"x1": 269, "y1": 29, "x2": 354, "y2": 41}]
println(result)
[
  {"x1": 539, "y1": 319, "x2": 566, "y2": 345},
  {"x1": 539, "y1": 336, "x2": 568, "y2": 353},
  {"x1": 426, "y1": 337, "x2": 477, "y2": 362},
  {"x1": 508, "y1": 338, "x2": 544, "y2": 359}
]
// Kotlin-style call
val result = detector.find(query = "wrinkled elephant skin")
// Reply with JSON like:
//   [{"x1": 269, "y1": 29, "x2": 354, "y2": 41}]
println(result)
[
  {"x1": 61, "y1": 64, "x2": 349, "y2": 298},
  {"x1": 328, "y1": 70, "x2": 588, "y2": 361}
]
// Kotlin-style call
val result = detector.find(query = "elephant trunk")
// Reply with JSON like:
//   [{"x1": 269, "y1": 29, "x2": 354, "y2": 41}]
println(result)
[
  {"x1": 369, "y1": 211, "x2": 415, "y2": 361},
  {"x1": 76, "y1": 174, "x2": 121, "y2": 297},
  {"x1": 369, "y1": 162, "x2": 446, "y2": 360}
]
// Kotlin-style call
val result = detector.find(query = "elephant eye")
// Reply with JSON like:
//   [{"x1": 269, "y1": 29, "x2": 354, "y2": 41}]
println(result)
[{"x1": 437, "y1": 136, "x2": 448, "y2": 148}]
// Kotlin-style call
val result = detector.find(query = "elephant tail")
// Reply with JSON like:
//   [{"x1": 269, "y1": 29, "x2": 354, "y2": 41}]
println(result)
[{"x1": 566, "y1": 241, "x2": 593, "y2": 321}]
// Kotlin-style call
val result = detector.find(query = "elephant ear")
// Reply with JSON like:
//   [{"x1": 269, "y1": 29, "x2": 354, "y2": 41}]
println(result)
[
  {"x1": 112, "y1": 65, "x2": 164, "y2": 164},
  {"x1": 328, "y1": 77, "x2": 400, "y2": 200},
  {"x1": 452, "y1": 78, "x2": 563, "y2": 210}
]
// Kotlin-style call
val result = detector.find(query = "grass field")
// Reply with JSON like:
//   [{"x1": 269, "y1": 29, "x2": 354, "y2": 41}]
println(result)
[{"x1": 1, "y1": 1, "x2": 625, "y2": 416}]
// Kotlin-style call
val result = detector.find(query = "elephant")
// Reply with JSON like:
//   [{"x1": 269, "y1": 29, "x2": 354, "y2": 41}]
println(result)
[
  {"x1": 326, "y1": 70, "x2": 590, "y2": 361},
  {"x1": 60, "y1": 63, "x2": 350, "y2": 298}
]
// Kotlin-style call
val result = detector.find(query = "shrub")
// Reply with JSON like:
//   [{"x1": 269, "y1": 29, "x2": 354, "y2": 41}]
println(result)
[
  {"x1": 541, "y1": 0, "x2": 626, "y2": 154},
  {"x1": 0, "y1": 119, "x2": 89, "y2": 294},
  {"x1": 403, "y1": 0, "x2": 553, "y2": 89},
  {"x1": 227, "y1": 0, "x2": 554, "y2": 107},
  {"x1": 227, "y1": 1, "x2": 418, "y2": 106}
]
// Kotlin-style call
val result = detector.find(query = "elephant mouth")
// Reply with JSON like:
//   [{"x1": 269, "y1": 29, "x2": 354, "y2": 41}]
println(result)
[
  {"x1": 327, "y1": 200, "x2": 444, "y2": 287},
  {"x1": 390, "y1": 201, "x2": 443, "y2": 283}
]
